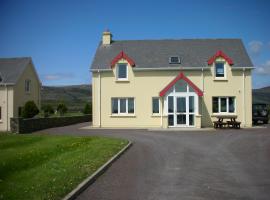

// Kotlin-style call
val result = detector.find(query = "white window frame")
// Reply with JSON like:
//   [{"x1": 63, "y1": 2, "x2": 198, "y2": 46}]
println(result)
[
  {"x1": 215, "y1": 62, "x2": 226, "y2": 79},
  {"x1": 116, "y1": 64, "x2": 128, "y2": 81},
  {"x1": 25, "y1": 79, "x2": 31, "y2": 93},
  {"x1": 111, "y1": 98, "x2": 135, "y2": 115},
  {"x1": 152, "y1": 97, "x2": 160, "y2": 115},
  {"x1": 212, "y1": 97, "x2": 236, "y2": 114}
]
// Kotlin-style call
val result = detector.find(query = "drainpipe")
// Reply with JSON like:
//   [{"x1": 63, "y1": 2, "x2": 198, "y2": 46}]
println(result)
[
  {"x1": 5, "y1": 84, "x2": 9, "y2": 131},
  {"x1": 98, "y1": 70, "x2": 101, "y2": 127},
  {"x1": 242, "y1": 68, "x2": 246, "y2": 127},
  {"x1": 160, "y1": 97, "x2": 163, "y2": 128},
  {"x1": 201, "y1": 67, "x2": 204, "y2": 116}
]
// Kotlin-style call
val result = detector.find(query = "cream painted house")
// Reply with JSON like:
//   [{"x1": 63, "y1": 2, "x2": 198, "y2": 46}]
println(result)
[
  {"x1": 0, "y1": 57, "x2": 41, "y2": 131},
  {"x1": 91, "y1": 31, "x2": 254, "y2": 128}
]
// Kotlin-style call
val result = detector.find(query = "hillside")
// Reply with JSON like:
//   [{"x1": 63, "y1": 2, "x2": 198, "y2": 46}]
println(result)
[
  {"x1": 41, "y1": 84, "x2": 270, "y2": 112},
  {"x1": 41, "y1": 84, "x2": 91, "y2": 112},
  {"x1": 253, "y1": 86, "x2": 270, "y2": 104}
]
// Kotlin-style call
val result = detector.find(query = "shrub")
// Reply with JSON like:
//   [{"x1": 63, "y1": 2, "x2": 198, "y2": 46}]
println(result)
[
  {"x1": 42, "y1": 105, "x2": 54, "y2": 117},
  {"x1": 22, "y1": 101, "x2": 39, "y2": 118},
  {"x1": 57, "y1": 103, "x2": 68, "y2": 116},
  {"x1": 83, "y1": 103, "x2": 91, "y2": 114}
]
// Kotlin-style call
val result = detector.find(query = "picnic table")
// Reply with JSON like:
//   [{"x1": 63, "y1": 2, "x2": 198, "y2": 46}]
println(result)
[{"x1": 213, "y1": 115, "x2": 241, "y2": 129}]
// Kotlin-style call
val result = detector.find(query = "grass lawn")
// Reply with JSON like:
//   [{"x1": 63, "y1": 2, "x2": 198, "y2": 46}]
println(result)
[{"x1": 0, "y1": 134, "x2": 128, "y2": 200}]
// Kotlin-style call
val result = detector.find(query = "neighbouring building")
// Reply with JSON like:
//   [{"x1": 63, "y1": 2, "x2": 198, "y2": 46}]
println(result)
[
  {"x1": 0, "y1": 57, "x2": 41, "y2": 131},
  {"x1": 91, "y1": 31, "x2": 253, "y2": 128}
]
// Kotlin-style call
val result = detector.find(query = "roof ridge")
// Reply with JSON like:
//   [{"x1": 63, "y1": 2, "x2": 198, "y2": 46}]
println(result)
[{"x1": 112, "y1": 38, "x2": 242, "y2": 42}]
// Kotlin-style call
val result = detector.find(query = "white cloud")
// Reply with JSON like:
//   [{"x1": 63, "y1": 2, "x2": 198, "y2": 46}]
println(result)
[
  {"x1": 248, "y1": 40, "x2": 263, "y2": 54},
  {"x1": 255, "y1": 60, "x2": 270, "y2": 75},
  {"x1": 42, "y1": 73, "x2": 75, "y2": 81}
]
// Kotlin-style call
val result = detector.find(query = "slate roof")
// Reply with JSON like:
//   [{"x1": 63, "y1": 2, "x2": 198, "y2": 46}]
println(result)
[
  {"x1": 91, "y1": 39, "x2": 253, "y2": 70},
  {"x1": 0, "y1": 57, "x2": 32, "y2": 85}
]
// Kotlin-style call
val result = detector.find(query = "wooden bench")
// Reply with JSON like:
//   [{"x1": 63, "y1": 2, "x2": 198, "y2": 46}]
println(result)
[
  {"x1": 227, "y1": 121, "x2": 241, "y2": 129},
  {"x1": 214, "y1": 115, "x2": 241, "y2": 129},
  {"x1": 213, "y1": 121, "x2": 227, "y2": 128}
]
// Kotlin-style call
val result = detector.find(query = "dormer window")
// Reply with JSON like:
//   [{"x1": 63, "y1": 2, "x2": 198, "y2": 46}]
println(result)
[
  {"x1": 169, "y1": 56, "x2": 181, "y2": 64},
  {"x1": 117, "y1": 64, "x2": 128, "y2": 80},
  {"x1": 215, "y1": 62, "x2": 225, "y2": 78}
]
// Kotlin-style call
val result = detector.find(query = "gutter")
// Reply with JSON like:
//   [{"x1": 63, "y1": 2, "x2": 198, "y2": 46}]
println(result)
[
  {"x1": 91, "y1": 67, "x2": 212, "y2": 72},
  {"x1": 231, "y1": 67, "x2": 254, "y2": 70}
]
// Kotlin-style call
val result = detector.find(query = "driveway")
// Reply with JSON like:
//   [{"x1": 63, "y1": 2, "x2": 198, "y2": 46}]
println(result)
[{"x1": 36, "y1": 124, "x2": 270, "y2": 200}]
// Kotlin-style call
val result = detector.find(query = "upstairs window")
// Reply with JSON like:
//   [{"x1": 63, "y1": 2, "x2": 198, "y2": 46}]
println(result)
[
  {"x1": 169, "y1": 56, "x2": 181, "y2": 64},
  {"x1": 215, "y1": 62, "x2": 225, "y2": 78},
  {"x1": 117, "y1": 64, "x2": 128, "y2": 80},
  {"x1": 25, "y1": 79, "x2": 31, "y2": 93}
]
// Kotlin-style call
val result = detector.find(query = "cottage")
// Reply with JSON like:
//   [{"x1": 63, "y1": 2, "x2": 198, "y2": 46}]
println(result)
[
  {"x1": 0, "y1": 57, "x2": 41, "y2": 131},
  {"x1": 91, "y1": 31, "x2": 253, "y2": 128}
]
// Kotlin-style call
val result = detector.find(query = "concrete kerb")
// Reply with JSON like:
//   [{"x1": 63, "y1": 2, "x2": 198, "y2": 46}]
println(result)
[{"x1": 62, "y1": 141, "x2": 132, "y2": 200}]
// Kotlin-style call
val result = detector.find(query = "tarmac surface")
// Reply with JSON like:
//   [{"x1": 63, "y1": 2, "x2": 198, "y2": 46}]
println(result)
[{"x1": 36, "y1": 123, "x2": 270, "y2": 200}]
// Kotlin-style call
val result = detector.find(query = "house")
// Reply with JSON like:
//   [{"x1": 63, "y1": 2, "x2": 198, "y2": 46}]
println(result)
[
  {"x1": 91, "y1": 31, "x2": 253, "y2": 128},
  {"x1": 0, "y1": 57, "x2": 41, "y2": 131}
]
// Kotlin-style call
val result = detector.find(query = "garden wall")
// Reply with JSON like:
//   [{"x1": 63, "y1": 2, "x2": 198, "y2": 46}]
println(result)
[{"x1": 10, "y1": 115, "x2": 92, "y2": 133}]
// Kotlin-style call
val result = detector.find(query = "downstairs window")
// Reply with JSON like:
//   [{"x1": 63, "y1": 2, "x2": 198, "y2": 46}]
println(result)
[{"x1": 112, "y1": 98, "x2": 134, "y2": 114}]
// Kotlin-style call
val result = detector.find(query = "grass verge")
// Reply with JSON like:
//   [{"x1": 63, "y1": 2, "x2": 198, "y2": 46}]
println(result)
[{"x1": 0, "y1": 134, "x2": 128, "y2": 200}]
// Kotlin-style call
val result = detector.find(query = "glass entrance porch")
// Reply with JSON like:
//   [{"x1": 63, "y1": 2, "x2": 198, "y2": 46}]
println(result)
[{"x1": 165, "y1": 79, "x2": 198, "y2": 127}]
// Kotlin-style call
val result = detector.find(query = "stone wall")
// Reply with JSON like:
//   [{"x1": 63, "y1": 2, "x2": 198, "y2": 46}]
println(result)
[{"x1": 10, "y1": 115, "x2": 92, "y2": 133}]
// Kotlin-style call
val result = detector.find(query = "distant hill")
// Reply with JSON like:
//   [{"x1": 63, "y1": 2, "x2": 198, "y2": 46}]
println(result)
[
  {"x1": 41, "y1": 84, "x2": 270, "y2": 112},
  {"x1": 253, "y1": 86, "x2": 270, "y2": 104},
  {"x1": 41, "y1": 84, "x2": 91, "y2": 112}
]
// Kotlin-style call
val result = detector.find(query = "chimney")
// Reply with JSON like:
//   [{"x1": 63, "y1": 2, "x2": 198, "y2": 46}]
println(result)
[{"x1": 102, "y1": 29, "x2": 112, "y2": 45}]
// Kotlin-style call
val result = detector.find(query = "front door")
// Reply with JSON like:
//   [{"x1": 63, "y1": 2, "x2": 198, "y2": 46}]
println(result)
[{"x1": 168, "y1": 95, "x2": 195, "y2": 127}]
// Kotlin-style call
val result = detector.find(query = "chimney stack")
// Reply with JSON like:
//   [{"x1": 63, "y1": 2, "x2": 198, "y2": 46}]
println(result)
[{"x1": 102, "y1": 29, "x2": 112, "y2": 45}]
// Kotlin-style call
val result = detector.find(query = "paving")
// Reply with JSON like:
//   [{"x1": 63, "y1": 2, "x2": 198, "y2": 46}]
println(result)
[{"x1": 36, "y1": 123, "x2": 270, "y2": 200}]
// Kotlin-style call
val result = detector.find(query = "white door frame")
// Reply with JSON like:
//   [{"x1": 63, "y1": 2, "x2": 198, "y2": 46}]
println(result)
[{"x1": 165, "y1": 85, "x2": 198, "y2": 127}]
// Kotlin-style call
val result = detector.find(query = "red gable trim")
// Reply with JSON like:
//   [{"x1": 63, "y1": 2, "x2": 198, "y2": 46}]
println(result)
[
  {"x1": 207, "y1": 50, "x2": 233, "y2": 65},
  {"x1": 159, "y1": 72, "x2": 203, "y2": 97},
  {"x1": 111, "y1": 51, "x2": 135, "y2": 67}
]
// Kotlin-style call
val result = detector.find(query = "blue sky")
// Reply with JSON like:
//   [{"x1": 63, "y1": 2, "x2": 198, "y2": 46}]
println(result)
[{"x1": 0, "y1": 0, "x2": 269, "y2": 88}]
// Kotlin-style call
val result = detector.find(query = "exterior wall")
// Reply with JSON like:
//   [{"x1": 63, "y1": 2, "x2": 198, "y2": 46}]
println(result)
[
  {"x1": 13, "y1": 63, "x2": 41, "y2": 118},
  {"x1": 0, "y1": 86, "x2": 14, "y2": 131},
  {"x1": 203, "y1": 58, "x2": 252, "y2": 127},
  {"x1": 92, "y1": 58, "x2": 253, "y2": 128}
]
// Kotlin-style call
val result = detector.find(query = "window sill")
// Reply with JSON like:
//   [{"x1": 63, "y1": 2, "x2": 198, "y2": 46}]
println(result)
[
  {"x1": 115, "y1": 80, "x2": 129, "y2": 83},
  {"x1": 211, "y1": 113, "x2": 237, "y2": 117},
  {"x1": 110, "y1": 114, "x2": 136, "y2": 118},
  {"x1": 213, "y1": 78, "x2": 228, "y2": 81},
  {"x1": 151, "y1": 114, "x2": 161, "y2": 117}
]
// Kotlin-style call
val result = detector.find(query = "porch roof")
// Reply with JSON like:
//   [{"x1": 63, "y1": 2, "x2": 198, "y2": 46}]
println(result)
[{"x1": 159, "y1": 72, "x2": 203, "y2": 97}]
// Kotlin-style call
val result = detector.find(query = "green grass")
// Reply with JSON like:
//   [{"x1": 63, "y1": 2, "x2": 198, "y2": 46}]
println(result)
[{"x1": 0, "y1": 134, "x2": 128, "y2": 200}]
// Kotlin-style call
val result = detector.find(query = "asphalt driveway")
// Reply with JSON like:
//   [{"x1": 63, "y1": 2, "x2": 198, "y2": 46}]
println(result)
[{"x1": 36, "y1": 124, "x2": 270, "y2": 200}]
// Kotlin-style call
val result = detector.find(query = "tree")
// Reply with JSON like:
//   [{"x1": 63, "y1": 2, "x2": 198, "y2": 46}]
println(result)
[
  {"x1": 22, "y1": 101, "x2": 39, "y2": 118},
  {"x1": 57, "y1": 103, "x2": 68, "y2": 116},
  {"x1": 42, "y1": 105, "x2": 54, "y2": 117},
  {"x1": 83, "y1": 103, "x2": 91, "y2": 114}
]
